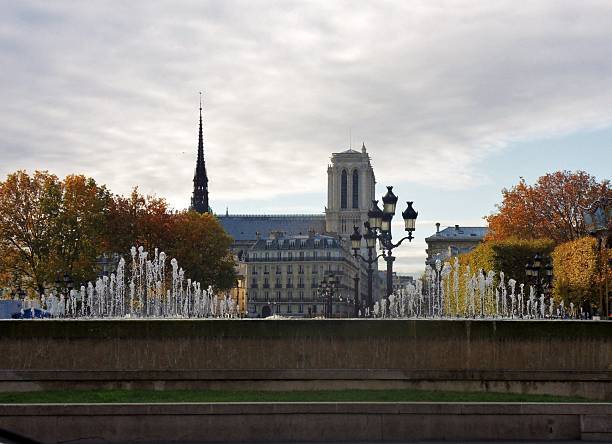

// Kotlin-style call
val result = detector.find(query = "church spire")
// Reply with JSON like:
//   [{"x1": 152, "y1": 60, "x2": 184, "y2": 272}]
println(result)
[{"x1": 191, "y1": 92, "x2": 209, "y2": 214}]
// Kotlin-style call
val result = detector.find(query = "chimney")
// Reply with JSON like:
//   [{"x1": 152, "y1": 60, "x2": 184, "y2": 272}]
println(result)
[
  {"x1": 455, "y1": 224, "x2": 460, "y2": 231},
  {"x1": 436, "y1": 222, "x2": 440, "y2": 234}
]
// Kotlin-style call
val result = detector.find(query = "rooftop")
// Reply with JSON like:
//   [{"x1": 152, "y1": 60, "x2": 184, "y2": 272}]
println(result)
[
  {"x1": 217, "y1": 214, "x2": 326, "y2": 241},
  {"x1": 425, "y1": 225, "x2": 488, "y2": 242}
]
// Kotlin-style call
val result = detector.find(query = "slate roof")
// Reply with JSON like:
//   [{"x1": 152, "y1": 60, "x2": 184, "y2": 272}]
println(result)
[
  {"x1": 217, "y1": 214, "x2": 326, "y2": 241},
  {"x1": 425, "y1": 226, "x2": 488, "y2": 242},
  {"x1": 251, "y1": 233, "x2": 340, "y2": 251}
]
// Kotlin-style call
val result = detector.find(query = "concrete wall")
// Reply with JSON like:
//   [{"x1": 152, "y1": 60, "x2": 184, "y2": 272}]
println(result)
[
  {"x1": 1, "y1": 403, "x2": 611, "y2": 443},
  {"x1": 0, "y1": 319, "x2": 610, "y2": 399}
]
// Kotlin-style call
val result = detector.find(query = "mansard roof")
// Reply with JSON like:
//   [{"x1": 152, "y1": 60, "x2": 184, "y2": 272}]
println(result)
[
  {"x1": 425, "y1": 225, "x2": 488, "y2": 242},
  {"x1": 217, "y1": 214, "x2": 326, "y2": 241},
  {"x1": 250, "y1": 233, "x2": 340, "y2": 251}
]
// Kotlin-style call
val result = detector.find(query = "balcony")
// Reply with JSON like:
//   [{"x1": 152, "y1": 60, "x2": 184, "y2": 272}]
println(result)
[
  {"x1": 275, "y1": 284, "x2": 282, "y2": 289},
  {"x1": 297, "y1": 284, "x2": 305, "y2": 289},
  {"x1": 263, "y1": 284, "x2": 270, "y2": 289},
  {"x1": 286, "y1": 283, "x2": 294, "y2": 288}
]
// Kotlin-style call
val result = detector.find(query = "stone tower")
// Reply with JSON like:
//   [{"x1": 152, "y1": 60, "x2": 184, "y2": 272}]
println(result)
[
  {"x1": 325, "y1": 143, "x2": 376, "y2": 237},
  {"x1": 191, "y1": 93, "x2": 209, "y2": 214}
]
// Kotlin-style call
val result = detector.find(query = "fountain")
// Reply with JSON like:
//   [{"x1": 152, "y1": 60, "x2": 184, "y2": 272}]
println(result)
[
  {"x1": 379, "y1": 257, "x2": 577, "y2": 320},
  {"x1": 37, "y1": 246, "x2": 239, "y2": 319}
]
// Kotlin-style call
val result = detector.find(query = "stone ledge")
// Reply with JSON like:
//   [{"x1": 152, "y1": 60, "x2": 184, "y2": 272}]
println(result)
[
  {"x1": 1, "y1": 368, "x2": 610, "y2": 381},
  {"x1": 1, "y1": 403, "x2": 610, "y2": 443}
]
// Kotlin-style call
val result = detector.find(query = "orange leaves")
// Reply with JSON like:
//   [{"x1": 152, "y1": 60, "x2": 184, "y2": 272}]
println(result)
[{"x1": 486, "y1": 171, "x2": 610, "y2": 243}]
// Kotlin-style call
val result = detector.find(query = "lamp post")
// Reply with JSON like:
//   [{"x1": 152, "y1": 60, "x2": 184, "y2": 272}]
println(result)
[
  {"x1": 525, "y1": 252, "x2": 554, "y2": 314},
  {"x1": 350, "y1": 224, "x2": 384, "y2": 315},
  {"x1": 353, "y1": 273, "x2": 360, "y2": 317},
  {"x1": 583, "y1": 197, "x2": 611, "y2": 320},
  {"x1": 351, "y1": 188, "x2": 418, "y2": 310},
  {"x1": 374, "y1": 187, "x2": 418, "y2": 298},
  {"x1": 317, "y1": 273, "x2": 338, "y2": 318}
]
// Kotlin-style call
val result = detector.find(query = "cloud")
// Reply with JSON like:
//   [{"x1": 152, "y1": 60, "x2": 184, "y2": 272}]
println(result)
[{"x1": 2, "y1": 0, "x2": 612, "y2": 273}]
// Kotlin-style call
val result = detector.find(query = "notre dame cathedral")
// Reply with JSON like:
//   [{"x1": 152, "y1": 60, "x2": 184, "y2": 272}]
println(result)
[{"x1": 190, "y1": 100, "x2": 380, "y2": 316}]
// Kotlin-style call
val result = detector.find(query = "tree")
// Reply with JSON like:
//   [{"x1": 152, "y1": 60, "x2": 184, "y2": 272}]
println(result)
[
  {"x1": 551, "y1": 237, "x2": 609, "y2": 309},
  {"x1": 169, "y1": 211, "x2": 236, "y2": 290},
  {"x1": 105, "y1": 187, "x2": 174, "y2": 255},
  {"x1": 50, "y1": 175, "x2": 112, "y2": 286},
  {"x1": 0, "y1": 171, "x2": 62, "y2": 292},
  {"x1": 486, "y1": 171, "x2": 610, "y2": 244}
]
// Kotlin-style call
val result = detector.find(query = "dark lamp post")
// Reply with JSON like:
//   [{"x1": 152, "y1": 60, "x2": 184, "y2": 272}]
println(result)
[
  {"x1": 368, "y1": 200, "x2": 383, "y2": 230},
  {"x1": 364, "y1": 227, "x2": 377, "y2": 249},
  {"x1": 350, "y1": 226, "x2": 362, "y2": 251},
  {"x1": 382, "y1": 186, "x2": 398, "y2": 215},
  {"x1": 545, "y1": 263, "x2": 554, "y2": 278},
  {"x1": 533, "y1": 253, "x2": 542, "y2": 269},
  {"x1": 402, "y1": 201, "x2": 418, "y2": 232}
]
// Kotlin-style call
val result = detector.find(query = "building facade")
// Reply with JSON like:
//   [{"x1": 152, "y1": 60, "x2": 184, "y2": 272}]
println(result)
[
  {"x1": 217, "y1": 145, "x2": 380, "y2": 317},
  {"x1": 325, "y1": 143, "x2": 376, "y2": 237},
  {"x1": 425, "y1": 223, "x2": 488, "y2": 266},
  {"x1": 243, "y1": 232, "x2": 364, "y2": 317}
]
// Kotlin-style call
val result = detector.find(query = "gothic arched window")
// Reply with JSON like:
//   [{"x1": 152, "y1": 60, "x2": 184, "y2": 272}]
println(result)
[
  {"x1": 340, "y1": 169, "x2": 348, "y2": 209},
  {"x1": 352, "y1": 169, "x2": 359, "y2": 208}
]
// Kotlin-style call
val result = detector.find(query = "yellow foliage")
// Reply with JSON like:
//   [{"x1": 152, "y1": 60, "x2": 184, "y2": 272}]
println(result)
[{"x1": 552, "y1": 236, "x2": 610, "y2": 309}]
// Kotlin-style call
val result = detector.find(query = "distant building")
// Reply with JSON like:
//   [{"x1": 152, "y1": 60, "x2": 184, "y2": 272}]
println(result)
[
  {"x1": 392, "y1": 273, "x2": 415, "y2": 293},
  {"x1": 425, "y1": 223, "x2": 488, "y2": 265},
  {"x1": 191, "y1": 93, "x2": 210, "y2": 214},
  {"x1": 243, "y1": 232, "x2": 364, "y2": 317},
  {"x1": 217, "y1": 144, "x2": 381, "y2": 316}
]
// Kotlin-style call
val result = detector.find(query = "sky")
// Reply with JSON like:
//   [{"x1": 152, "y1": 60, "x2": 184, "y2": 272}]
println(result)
[{"x1": 1, "y1": 1, "x2": 611, "y2": 274}]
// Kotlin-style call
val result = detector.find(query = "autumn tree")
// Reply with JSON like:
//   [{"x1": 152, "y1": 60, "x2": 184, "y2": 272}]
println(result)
[
  {"x1": 0, "y1": 171, "x2": 62, "y2": 292},
  {"x1": 105, "y1": 187, "x2": 174, "y2": 255},
  {"x1": 168, "y1": 211, "x2": 236, "y2": 290},
  {"x1": 50, "y1": 175, "x2": 112, "y2": 286},
  {"x1": 486, "y1": 171, "x2": 610, "y2": 244},
  {"x1": 0, "y1": 171, "x2": 114, "y2": 291}
]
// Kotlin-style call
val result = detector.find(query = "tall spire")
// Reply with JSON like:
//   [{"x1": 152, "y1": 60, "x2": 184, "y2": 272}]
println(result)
[{"x1": 191, "y1": 92, "x2": 209, "y2": 214}]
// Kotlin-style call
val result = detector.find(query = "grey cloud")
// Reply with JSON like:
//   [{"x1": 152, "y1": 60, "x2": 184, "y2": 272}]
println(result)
[{"x1": 2, "y1": 0, "x2": 612, "y2": 273}]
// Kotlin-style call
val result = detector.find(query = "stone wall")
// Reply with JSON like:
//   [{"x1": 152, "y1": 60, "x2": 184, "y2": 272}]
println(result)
[
  {"x1": 0, "y1": 319, "x2": 610, "y2": 399},
  {"x1": 1, "y1": 403, "x2": 611, "y2": 443}
]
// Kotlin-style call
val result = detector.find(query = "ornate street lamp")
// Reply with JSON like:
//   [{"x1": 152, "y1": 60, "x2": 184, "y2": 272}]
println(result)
[
  {"x1": 372, "y1": 187, "x2": 418, "y2": 299},
  {"x1": 351, "y1": 225, "x2": 384, "y2": 315},
  {"x1": 317, "y1": 273, "x2": 339, "y2": 318},
  {"x1": 352, "y1": 187, "x2": 418, "y2": 310},
  {"x1": 367, "y1": 200, "x2": 383, "y2": 231}
]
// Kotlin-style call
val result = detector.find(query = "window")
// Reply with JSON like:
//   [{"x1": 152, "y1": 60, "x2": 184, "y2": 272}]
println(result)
[
  {"x1": 265, "y1": 252, "x2": 269, "y2": 260},
  {"x1": 288, "y1": 291, "x2": 293, "y2": 300},
  {"x1": 299, "y1": 291, "x2": 304, "y2": 300},
  {"x1": 341, "y1": 169, "x2": 347, "y2": 209},
  {"x1": 326, "y1": 252, "x2": 331, "y2": 260},
  {"x1": 288, "y1": 252, "x2": 293, "y2": 260},
  {"x1": 287, "y1": 304, "x2": 292, "y2": 314},
  {"x1": 287, "y1": 265, "x2": 293, "y2": 274},
  {"x1": 352, "y1": 169, "x2": 359, "y2": 208},
  {"x1": 299, "y1": 304, "x2": 303, "y2": 313}
]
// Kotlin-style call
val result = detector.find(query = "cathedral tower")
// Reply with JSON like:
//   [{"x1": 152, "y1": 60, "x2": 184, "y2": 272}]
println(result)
[
  {"x1": 325, "y1": 143, "x2": 376, "y2": 237},
  {"x1": 191, "y1": 93, "x2": 209, "y2": 214}
]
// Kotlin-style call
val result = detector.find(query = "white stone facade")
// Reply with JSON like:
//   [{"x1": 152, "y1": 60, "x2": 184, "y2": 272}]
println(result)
[{"x1": 325, "y1": 145, "x2": 376, "y2": 238}]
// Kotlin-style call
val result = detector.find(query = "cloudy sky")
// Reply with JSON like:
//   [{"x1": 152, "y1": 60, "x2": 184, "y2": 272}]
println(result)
[{"x1": 1, "y1": 1, "x2": 611, "y2": 274}]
